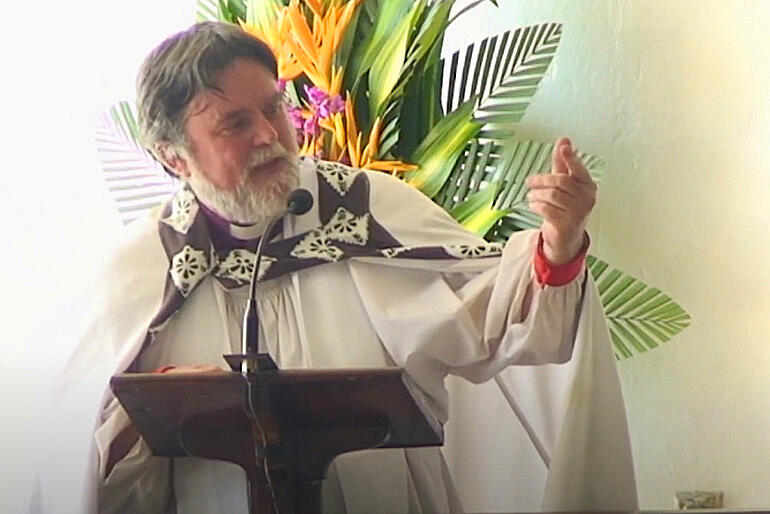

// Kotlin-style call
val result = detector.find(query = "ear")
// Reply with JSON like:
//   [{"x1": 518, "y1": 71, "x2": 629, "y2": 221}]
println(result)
[{"x1": 156, "y1": 142, "x2": 191, "y2": 179}]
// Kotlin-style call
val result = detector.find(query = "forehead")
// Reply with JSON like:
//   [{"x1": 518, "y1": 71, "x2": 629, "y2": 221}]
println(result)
[{"x1": 186, "y1": 57, "x2": 279, "y2": 122}]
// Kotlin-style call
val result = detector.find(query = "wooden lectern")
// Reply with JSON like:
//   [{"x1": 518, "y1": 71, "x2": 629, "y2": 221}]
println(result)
[{"x1": 111, "y1": 362, "x2": 443, "y2": 514}]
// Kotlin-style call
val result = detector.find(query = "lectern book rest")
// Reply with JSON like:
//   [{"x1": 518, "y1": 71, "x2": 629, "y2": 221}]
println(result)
[{"x1": 111, "y1": 363, "x2": 443, "y2": 513}]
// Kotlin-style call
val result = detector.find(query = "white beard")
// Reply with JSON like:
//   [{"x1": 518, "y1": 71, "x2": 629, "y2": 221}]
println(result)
[{"x1": 186, "y1": 144, "x2": 300, "y2": 227}]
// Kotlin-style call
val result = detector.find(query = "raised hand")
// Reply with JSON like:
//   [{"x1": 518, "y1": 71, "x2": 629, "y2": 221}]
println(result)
[{"x1": 525, "y1": 137, "x2": 597, "y2": 265}]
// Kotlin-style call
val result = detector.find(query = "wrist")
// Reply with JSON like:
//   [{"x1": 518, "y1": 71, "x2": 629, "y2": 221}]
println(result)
[{"x1": 542, "y1": 230, "x2": 588, "y2": 266}]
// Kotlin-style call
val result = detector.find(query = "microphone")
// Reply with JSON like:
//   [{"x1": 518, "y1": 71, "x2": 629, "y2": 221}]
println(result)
[
  {"x1": 286, "y1": 188, "x2": 313, "y2": 216},
  {"x1": 236, "y1": 188, "x2": 314, "y2": 373}
]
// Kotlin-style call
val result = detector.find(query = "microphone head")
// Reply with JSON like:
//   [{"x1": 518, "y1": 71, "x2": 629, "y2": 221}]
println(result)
[{"x1": 286, "y1": 188, "x2": 313, "y2": 215}]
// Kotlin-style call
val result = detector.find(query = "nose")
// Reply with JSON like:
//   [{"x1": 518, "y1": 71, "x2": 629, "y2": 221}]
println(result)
[{"x1": 251, "y1": 111, "x2": 278, "y2": 147}]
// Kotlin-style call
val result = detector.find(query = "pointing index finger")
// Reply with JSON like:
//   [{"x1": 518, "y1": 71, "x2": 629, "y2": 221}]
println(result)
[
  {"x1": 562, "y1": 144, "x2": 592, "y2": 184},
  {"x1": 551, "y1": 137, "x2": 570, "y2": 175}
]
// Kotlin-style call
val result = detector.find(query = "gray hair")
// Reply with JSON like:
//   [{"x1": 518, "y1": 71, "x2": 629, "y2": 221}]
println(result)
[{"x1": 136, "y1": 21, "x2": 277, "y2": 163}]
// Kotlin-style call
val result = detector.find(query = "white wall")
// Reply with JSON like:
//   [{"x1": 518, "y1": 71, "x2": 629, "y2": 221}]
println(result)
[
  {"x1": 0, "y1": 2, "x2": 199, "y2": 511},
  {"x1": 444, "y1": 0, "x2": 770, "y2": 509},
  {"x1": 3, "y1": 0, "x2": 768, "y2": 511}
]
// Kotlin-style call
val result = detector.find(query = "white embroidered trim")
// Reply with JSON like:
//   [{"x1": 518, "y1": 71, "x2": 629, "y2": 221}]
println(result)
[
  {"x1": 290, "y1": 229, "x2": 344, "y2": 262},
  {"x1": 170, "y1": 245, "x2": 209, "y2": 297},
  {"x1": 160, "y1": 188, "x2": 198, "y2": 234},
  {"x1": 214, "y1": 249, "x2": 255, "y2": 285},
  {"x1": 380, "y1": 246, "x2": 414, "y2": 258},
  {"x1": 323, "y1": 207, "x2": 370, "y2": 246},
  {"x1": 443, "y1": 242, "x2": 504, "y2": 259},
  {"x1": 215, "y1": 249, "x2": 276, "y2": 284},
  {"x1": 316, "y1": 160, "x2": 360, "y2": 196}
]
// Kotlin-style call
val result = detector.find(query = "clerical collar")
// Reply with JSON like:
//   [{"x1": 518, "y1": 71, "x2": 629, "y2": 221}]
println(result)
[{"x1": 197, "y1": 199, "x2": 267, "y2": 251}]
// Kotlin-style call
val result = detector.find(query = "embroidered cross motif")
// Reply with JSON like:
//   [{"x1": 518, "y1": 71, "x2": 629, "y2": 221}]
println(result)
[
  {"x1": 323, "y1": 207, "x2": 370, "y2": 246},
  {"x1": 290, "y1": 229, "x2": 345, "y2": 262},
  {"x1": 316, "y1": 160, "x2": 360, "y2": 196},
  {"x1": 215, "y1": 249, "x2": 276, "y2": 284},
  {"x1": 160, "y1": 188, "x2": 198, "y2": 234},
  {"x1": 170, "y1": 245, "x2": 209, "y2": 296}
]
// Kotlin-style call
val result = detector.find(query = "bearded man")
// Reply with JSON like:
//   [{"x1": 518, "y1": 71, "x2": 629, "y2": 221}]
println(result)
[{"x1": 40, "y1": 21, "x2": 637, "y2": 514}]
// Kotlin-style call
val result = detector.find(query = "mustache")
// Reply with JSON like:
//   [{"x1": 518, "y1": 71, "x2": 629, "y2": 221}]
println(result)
[{"x1": 247, "y1": 143, "x2": 292, "y2": 168}]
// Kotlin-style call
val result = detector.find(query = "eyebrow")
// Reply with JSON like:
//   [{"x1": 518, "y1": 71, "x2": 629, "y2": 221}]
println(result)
[{"x1": 215, "y1": 92, "x2": 284, "y2": 126}]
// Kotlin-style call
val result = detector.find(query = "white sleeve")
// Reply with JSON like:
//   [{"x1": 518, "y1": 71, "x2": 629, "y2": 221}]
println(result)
[
  {"x1": 347, "y1": 229, "x2": 584, "y2": 420},
  {"x1": 94, "y1": 396, "x2": 173, "y2": 513},
  {"x1": 449, "y1": 228, "x2": 584, "y2": 382}
]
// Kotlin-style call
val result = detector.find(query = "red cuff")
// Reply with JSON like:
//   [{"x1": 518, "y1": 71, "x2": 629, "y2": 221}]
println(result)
[
  {"x1": 534, "y1": 233, "x2": 589, "y2": 287},
  {"x1": 153, "y1": 365, "x2": 176, "y2": 373}
]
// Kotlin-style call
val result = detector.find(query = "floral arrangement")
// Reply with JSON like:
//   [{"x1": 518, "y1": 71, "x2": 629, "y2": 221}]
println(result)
[
  {"x1": 96, "y1": 0, "x2": 691, "y2": 358},
  {"x1": 237, "y1": 0, "x2": 412, "y2": 170}
]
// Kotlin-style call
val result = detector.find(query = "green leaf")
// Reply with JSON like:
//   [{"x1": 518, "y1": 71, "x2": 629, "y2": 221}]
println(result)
[
  {"x1": 395, "y1": 30, "x2": 445, "y2": 159},
  {"x1": 587, "y1": 255, "x2": 692, "y2": 360},
  {"x1": 333, "y1": 0, "x2": 364, "y2": 74},
  {"x1": 346, "y1": 0, "x2": 416, "y2": 95},
  {"x1": 387, "y1": 0, "x2": 454, "y2": 106},
  {"x1": 404, "y1": 96, "x2": 482, "y2": 197},
  {"x1": 367, "y1": 2, "x2": 417, "y2": 117},
  {"x1": 449, "y1": 182, "x2": 510, "y2": 236},
  {"x1": 368, "y1": 0, "x2": 455, "y2": 141}
]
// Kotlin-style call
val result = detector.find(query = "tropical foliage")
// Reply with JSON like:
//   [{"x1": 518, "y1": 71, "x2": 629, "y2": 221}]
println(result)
[{"x1": 96, "y1": 0, "x2": 690, "y2": 358}]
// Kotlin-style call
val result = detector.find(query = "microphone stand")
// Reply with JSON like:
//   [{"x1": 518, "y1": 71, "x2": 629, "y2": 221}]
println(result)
[
  {"x1": 223, "y1": 189, "x2": 313, "y2": 374},
  {"x1": 239, "y1": 210, "x2": 284, "y2": 373}
]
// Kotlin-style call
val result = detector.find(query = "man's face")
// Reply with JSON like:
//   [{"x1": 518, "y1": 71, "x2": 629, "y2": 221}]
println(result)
[{"x1": 172, "y1": 57, "x2": 300, "y2": 223}]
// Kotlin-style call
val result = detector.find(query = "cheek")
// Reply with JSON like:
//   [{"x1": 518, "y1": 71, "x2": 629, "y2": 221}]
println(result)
[
  {"x1": 276, "y1": 113, "x2": 299, "y2": 152},
  {"x1": 193, "y1": 143, "x2": 252, "y2": 190}
]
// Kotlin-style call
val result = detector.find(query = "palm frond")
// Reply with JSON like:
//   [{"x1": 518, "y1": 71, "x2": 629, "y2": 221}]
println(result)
[
  {"x1": 488, "y1": 209, "x2": 543, "y2": 240},
  {"x1": 449, "y1": 181, "x2": 510, "y2": 235},
  {"x1": 588, "y1": 255, "x2": 692, "y2": 359},
  {"x1": 433, "y1": 138, "x2": 500, "y2": 209},
  {"x1": 196, "y1": 0, "x2": 220, "y2": 21},
  {"x1": 440, "y1": 23, "x2": 561, "y2": 144},
  {"x1": 95, "y1": 102, "x2": 177, "y2": 225}
]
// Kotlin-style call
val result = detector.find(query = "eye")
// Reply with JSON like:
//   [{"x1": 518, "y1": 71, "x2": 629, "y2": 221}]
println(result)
[{"x1": 223, "y1": 116, "x2": 251, "y2": 134}]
